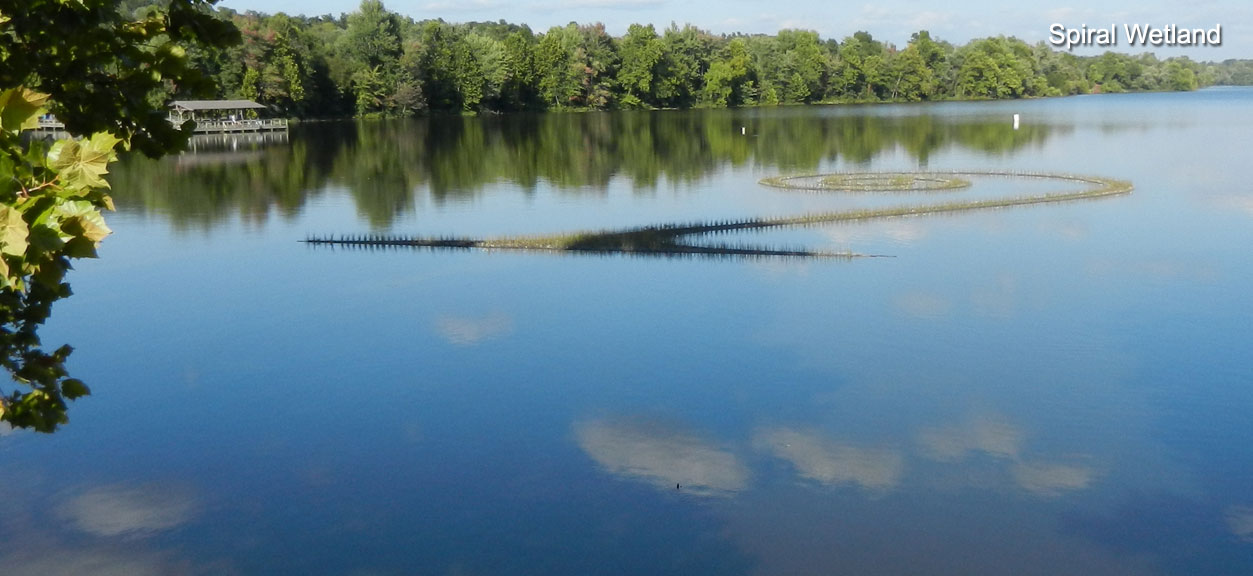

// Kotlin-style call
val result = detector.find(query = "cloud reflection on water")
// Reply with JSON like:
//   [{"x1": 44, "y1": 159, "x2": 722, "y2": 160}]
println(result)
[
  {"x1": 0, "y1": 546, "x2": 194, "y2": 576},
  {"x1": 1085, "y1": 256, "x2": 1219, "y2": 283},
  {"x1": 1227, "y1": 506, "x2": 1253, "y2": 543},
  {"x1": 0, "y1": 482, "x2": 205, "y2": 575},
  {"x1": 970, "y1": 273, "x2": 1019, "y2": 318},
  {"x1": 919, "y1": 413, "x2": 1023, "y2": 461},
  {"x1": 820, "y1": 219, "x2": 930, "y2": 248},
  {"x1": 1212, "y1": 194, "x2": 1253, "y2": 218},
  {"x1": 56, "y1": 484, "x2": 197, "y2": 538},
  {"x1": 893, "y1": 291, "x2": 953, "y2": 319},
  {"x1": 1011, "y1": 460, "x2": 1095, "y2": 496},
  {"x1": 919, "y1": 414, "x2": 1097, "y2": 497},
  {"x1": 575, "y1": 420, "x2": 749, "y2": 496},
  {"x1": 434, "y1": 312, "x2": 514, "y2": 346},
  {"x1": 576, "y1": 413, "x2": 1098, "y2": 501},
  {"x1": 754, "y1": 428, "x2": 904, "y2": 491}
]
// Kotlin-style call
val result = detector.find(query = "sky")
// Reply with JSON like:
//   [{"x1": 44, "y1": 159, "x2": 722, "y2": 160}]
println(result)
[{"x1": 217, "y1": 0, "x2": 1252, "y2": 60}]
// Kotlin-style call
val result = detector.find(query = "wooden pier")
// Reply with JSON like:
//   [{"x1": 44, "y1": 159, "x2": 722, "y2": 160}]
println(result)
[
  {"x1": 33, "y1": 100, "x2": 289, "y2": 136},
  {"x1": 169, "y1": 100, "x2": 288, "y2": 134},
  {"x1": 36, "y1": 117, "x2": 65, "y2": 130},
  {"x1": 187, "y1": 118, "x2": 289, "y2": 133}
]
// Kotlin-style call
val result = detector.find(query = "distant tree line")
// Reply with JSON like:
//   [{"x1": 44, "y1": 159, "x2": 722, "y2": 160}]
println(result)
[{"x1": 129, "y1": 0, "x2": 1253, "y2": 118}]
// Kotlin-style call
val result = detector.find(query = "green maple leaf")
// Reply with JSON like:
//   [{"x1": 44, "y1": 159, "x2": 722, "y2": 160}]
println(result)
[
  {"x1": 55, "y1": 200, "x2": 112, "y2": 244},
  {"x1": 0, "y1": 204, "x2": 29, "y2": 257},
  {"x1": 47, "y1": 133, "x2": 122, "y2": 191},
  {"x1": 0, "y1": 88, "x2": 50, "y2": 133}
]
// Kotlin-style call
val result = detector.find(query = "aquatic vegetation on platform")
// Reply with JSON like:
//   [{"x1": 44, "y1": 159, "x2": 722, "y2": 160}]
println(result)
[{"x1": 762, "y1": 172, "x2": 972, "y2": 193}]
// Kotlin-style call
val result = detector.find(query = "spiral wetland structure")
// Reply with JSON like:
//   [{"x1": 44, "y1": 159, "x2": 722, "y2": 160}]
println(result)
[
  {"x1": 760, "y1": 172, "x2": 974, "y2": 193},
  {"x1": 304, "y1": 171, "x2": 1132, "y2": 258}
]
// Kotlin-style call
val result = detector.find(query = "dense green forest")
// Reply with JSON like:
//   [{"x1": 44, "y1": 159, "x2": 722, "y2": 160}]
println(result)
[{"x1": 133, "y1": 0, "x2": 1253, "y2": 118}]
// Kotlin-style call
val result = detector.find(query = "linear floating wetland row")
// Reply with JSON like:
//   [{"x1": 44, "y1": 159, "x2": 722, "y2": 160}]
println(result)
[{"x1": 304, "y1": 171, "x2": 1132, "y2": 258}]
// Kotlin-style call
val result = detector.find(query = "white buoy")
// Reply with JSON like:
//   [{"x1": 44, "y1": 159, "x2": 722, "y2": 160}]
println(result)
[
  {"x1": 741, "y1": 126, "x2": 746, "y2": 135},
  {"x1": 1013, "y1": 114, "x2": 1020, "y2": 130}
]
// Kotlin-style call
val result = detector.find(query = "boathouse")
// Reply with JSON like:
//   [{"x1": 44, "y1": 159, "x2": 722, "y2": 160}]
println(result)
[{"x1": 169, "y1": 100, "x2": 288, "y2": 133}]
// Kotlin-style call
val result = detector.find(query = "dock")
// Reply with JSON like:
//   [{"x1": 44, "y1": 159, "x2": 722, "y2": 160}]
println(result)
[
  {"x1": 37, "y1": 117, "x2": 65, "y2": 130},
  {"x1": 170, "y1": 100, "x2": 288, "y2": 134},
  {"x1": 32, "y1": 99, "x2": 289, "y2": 136},
  {"x1": 187, "y1": 118, "x2": 289, "y2": 133}
]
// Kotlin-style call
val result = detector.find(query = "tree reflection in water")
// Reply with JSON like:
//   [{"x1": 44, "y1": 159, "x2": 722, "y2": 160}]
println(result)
[{"x1": 108, "y1": 109, "x2": 1060, "y2": 231}]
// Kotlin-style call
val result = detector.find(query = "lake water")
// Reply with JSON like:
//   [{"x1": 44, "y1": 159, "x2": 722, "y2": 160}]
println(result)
[{"x1": 3, "y1": 89, "x2": 1253, "y2": 575}]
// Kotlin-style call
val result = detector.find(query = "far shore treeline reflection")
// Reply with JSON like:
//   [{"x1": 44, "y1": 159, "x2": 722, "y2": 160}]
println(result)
[{"x1": 108, "y1": 110, "x2": 1059, "y2": 228}]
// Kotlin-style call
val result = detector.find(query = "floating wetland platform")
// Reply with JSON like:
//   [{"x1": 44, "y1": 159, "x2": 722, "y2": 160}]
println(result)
[{"x1": 304, "y1": 171, "x2": 1132, "y2": 259}]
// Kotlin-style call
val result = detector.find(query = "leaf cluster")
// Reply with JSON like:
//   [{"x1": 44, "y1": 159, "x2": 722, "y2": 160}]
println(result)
[
  {"x1": 0, "y1": 88, "x2": 116, "y2": 430},
  {"x1": 0, "y1": 0, "x2": 240, "y2": 431}
]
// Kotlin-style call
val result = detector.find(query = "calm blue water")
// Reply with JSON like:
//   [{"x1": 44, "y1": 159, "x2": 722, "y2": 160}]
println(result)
[{"x1": 3, "y1": 88, "x2": 1253, "y2": 575}]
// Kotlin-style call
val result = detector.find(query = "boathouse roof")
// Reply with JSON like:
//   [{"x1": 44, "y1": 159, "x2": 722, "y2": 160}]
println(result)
[{"x1": 171, "y1": 100, "x2": 267, "y2": 111}]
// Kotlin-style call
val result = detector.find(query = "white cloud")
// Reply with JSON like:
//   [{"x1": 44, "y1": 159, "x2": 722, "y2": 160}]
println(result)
[
  {"x1": 419, "y1": 0, "x2": 504, "y2": 12},
  {"x1": 559, "y1": 0, "x2": 667, "y2": 8},
  {"x1": 906, "y1": 11, "x2": 953, "y2": 31},
  {"x1": 847, "y1": 4, "x2": 955, "y2": 38},
  {"x1": 776, "y1": 19, "x2": 813, "y2": 31},
  {"x1": 526, "y1": 0, "x2": 667, "y2": 12},
  {"x1": 1044, "y1": 7, "x2": 1096, "y2": 23}
]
